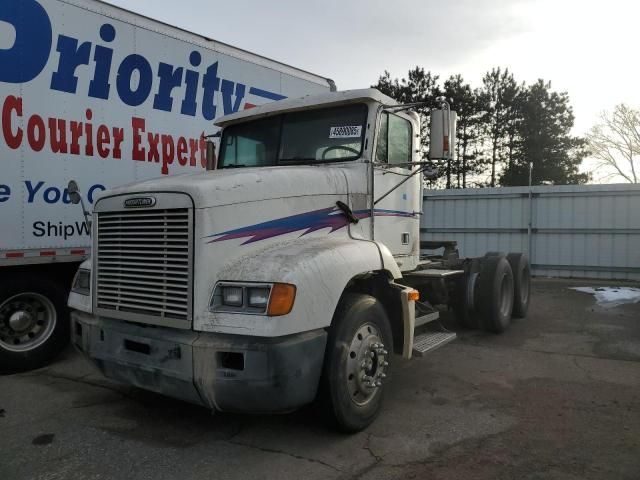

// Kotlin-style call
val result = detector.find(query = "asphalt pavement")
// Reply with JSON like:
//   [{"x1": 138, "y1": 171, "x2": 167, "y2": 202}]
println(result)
[{"x1": 1, "y1": 278, "x2": 639, "y2": 480}]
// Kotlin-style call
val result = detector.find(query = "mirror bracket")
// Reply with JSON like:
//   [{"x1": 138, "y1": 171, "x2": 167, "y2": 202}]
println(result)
[{"x1": 67, "y1": 180, "x2": 92, "y2": 235}]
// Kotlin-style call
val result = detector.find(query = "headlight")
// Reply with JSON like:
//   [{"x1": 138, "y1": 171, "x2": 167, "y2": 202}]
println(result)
[
  {"x1": 247, "y1": 287, "x2": 270, "y2": 308},
  {"x1": 210, "y1": 282, "x2": 296, "y2": 316},
  {"x1": 222, "y1": 286, "x2": 243, "y2": 307},
  {"x1": 71, "y1": 269, "x2": 91, "y2": 296}
]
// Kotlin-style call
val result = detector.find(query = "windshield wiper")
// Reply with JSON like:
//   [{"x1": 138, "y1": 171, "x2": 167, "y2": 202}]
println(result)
[
  {"x1": 220, "y1": 164, "x2": 247, "y2": 169},
  {"x1": 278, "y1": 157, "x2": 317, "y2": 164}
]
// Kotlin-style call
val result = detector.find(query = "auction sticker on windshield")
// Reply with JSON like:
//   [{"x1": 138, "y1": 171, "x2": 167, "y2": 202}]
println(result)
[{"x1": 329, "y1": 126, "x2": 362, "y2": 138}]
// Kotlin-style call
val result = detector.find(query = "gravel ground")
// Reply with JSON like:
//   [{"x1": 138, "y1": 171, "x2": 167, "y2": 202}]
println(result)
[{"x1": 1, "y1": 278, "x2": 638, "y2": 480}]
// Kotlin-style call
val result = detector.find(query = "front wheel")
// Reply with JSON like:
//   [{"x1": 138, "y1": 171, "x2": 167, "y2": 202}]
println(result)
[
  {"x1": 320, "y1": 294, "x2": 392, "y2": 433},
  {"x1": 0, "y1": 275, "x2": 70, "y2": 373}
]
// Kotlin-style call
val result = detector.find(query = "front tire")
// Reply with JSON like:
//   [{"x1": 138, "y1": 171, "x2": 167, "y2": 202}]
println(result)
[
  {"x1": 320, "y1": 294, "x2": 392, "y2": 433},
  {"x1": 0, "y1": 275, "x2": 70, "y2": 373}
]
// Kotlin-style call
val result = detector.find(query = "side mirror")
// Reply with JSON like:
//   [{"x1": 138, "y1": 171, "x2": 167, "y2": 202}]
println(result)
[
  {"x1": 67, "y1": 180, "x2": 92, "y2": 235},
  {"x1": 206, "y1": 140, "x2": 217, "y2": 171},
  {"x1": 67, "y1": 180, "x2": 81, "y2": 205},
  {"x1": 429, "y1": 109, "x2": 457, "y2": 161},
  {"x1": 205, "y1": 131, "x2": 221, "y2": 171}
]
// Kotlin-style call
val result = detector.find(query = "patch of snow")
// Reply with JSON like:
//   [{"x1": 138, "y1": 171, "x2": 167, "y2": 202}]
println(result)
[{"x1": 570, "y1": 286, "x2": 640, "y2": 308}]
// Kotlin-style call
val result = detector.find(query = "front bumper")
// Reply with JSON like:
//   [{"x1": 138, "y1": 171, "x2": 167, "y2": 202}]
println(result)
[{"x1": 71, "y1": 312, "x2": 327, "y2": 413}]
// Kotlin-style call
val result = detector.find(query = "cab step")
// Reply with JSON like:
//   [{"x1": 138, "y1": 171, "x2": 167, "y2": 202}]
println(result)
[
  {"x1": 412, "y1": 331, "x2": 457, "y2": 357},
  {"x1": 415, "y1": 300, "x2": 440, "y2": 327},
  {"x1": 415, "y1": 312, "x2": 440, "y2": 327}
]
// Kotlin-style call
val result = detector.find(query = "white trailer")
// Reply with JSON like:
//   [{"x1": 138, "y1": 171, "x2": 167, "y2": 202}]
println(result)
[
  {"x1": 0, "y1": 0, "x2": 334, "y2": 372},
  {"x1": 69, "y1": 89, "x2": 531, "y2": 432}
]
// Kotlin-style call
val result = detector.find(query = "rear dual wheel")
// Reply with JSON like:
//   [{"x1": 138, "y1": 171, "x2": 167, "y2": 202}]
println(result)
[
  {"x1": 482, "y1": 251, "x2": 531, "y2": 317},
  {"x1": 452, "y1": 273, "x2": 479, "y2": 329},
  {"x1": 455, "y1": 252, "x2": 531, "y2": 333},
  {"x1": 477, "y1": 256, "x2": 515, "y2": 333},
  {"x1": 507, "y1": 253, "x2": 531, "y2": 318}
]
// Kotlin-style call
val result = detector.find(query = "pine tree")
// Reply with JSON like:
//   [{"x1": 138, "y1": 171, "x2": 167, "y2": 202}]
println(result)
[
  {"x1": 500, "y1": 80, "x2": 589, "y2": 186},
  {"x1": 478, "y1": 68, "x2": 521, "y2": 187},
  {"x1": 443, "y1": 75, "x2": 486, "y2": 188},
  {"x1": 373, "y1": 68, "x2": 588, "y2": 188},
  {"x1": 374, "y1": 70, "x2": 407, "y2": 102},
  {"x1": 373, "y1": 67, "x2": 440, "y2": 160}
]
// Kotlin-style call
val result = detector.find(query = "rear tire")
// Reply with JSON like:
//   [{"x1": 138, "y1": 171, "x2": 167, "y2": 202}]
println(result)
[
  {"x1": 0, "y1": 275, "x2": 70, "y2": 374},
  {"x1": 476, "y1": 256, "x2": 514, "y2": 333},
  {"x1": 320, "y1": 294, "x2": 392, "y2": 433},
  {"x1": 507, "y1": 253, "x2": 531, "y2": 318},
  {"x1": 452, "y1": 274, "x2": 478, "y2": 329}
]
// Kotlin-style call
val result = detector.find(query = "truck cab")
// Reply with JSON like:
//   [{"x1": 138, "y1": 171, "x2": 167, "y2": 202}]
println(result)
[{"x1": 69, "y1": 89, "x2": 530, "y2": 432}]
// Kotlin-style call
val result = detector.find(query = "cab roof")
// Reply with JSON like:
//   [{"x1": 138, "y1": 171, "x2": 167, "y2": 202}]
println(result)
[{"x1": 214, "y1": 88, "x2": 397, "y2": 127}]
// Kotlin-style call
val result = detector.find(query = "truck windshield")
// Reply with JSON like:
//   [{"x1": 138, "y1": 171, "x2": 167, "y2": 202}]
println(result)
[{"x1": 218, "y1": 104, "x2": 367, "y2": 168}]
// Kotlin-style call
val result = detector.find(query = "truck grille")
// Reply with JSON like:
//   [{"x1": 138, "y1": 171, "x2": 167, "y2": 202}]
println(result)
[{"x1": 95, "y1": 208, "x2": 192, "y2": 323}]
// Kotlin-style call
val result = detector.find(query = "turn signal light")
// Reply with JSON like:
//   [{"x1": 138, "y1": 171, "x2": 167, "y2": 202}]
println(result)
[
  {"x1": 267, "y1": 283, "x2": 297, "y2": 316},
  {"x1": 408, "y1": 290, "x2": 420, "y2": 302}
]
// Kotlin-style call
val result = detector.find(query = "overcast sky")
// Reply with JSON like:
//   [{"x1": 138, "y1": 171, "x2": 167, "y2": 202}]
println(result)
[{"x1": 107, "y1": 0, "x2": 639, "y2": 136}]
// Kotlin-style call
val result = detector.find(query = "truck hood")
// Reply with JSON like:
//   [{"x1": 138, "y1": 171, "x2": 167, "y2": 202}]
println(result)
[{"x1": 98, "y1": 165, "x2": 349, "y2": 208}]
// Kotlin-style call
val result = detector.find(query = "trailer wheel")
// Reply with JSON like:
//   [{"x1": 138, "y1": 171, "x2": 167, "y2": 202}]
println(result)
[
  {"x1": 477, "y1": 256, "x2": 514, "y2": 333},
  {"x1": 507, "y1": 253, "x2": 531, "y2": 318},
  {"x1": 0, "y1": 275, "x2": 70, "y2": 373},
  {"x1": 320, "y1": 294, "x2": 392, "y2": 433}
]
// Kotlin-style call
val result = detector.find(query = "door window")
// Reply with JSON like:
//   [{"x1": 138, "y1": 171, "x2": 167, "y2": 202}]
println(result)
[{"x1": 375, "y1": 113, "x2": 412, "y2": 167}]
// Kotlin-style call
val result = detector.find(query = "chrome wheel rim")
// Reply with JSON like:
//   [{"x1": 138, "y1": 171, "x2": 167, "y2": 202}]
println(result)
[
  {"x1": 346, "y1": 322, "x2": 388, "y2": 407},
  {"x1": 0, "y1": 293, "x2": 57, "y2": 352}
]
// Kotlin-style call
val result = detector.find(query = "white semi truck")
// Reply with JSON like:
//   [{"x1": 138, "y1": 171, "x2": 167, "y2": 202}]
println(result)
[
  {"x1": 0, "y1": 0, "x2": 334, "y2": 372},
  {"x1": 68, "y1": 89, "x2": 531, "y2": 432}
]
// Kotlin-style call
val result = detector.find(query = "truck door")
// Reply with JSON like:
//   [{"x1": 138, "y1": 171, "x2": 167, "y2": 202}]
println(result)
[{"x1": 373, "y1": 112, "x2": 421, "y2": 266}]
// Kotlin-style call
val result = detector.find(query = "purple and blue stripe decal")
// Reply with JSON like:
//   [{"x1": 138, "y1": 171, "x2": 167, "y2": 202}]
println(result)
[{"x1": 204, "y1": 207, "x2": 416, "y2": 245}]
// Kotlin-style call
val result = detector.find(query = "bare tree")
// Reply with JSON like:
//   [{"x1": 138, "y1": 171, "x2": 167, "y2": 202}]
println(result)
[{"x1": 587, "y1": 104, "x2": 639, "y2": 183}]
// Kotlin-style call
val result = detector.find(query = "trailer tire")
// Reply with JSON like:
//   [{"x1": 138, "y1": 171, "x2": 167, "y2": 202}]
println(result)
[
  {"x1": 477, "y1": 256, "x2": 514, "y2": 333},
  {"x1": 0, "y1": 275, "x2": 70, "y2": 374},
  {"x1": 507, "y1": 253, "x2": 531, "y2": 318},
  {"x1": 320, "y1": 293, "x2": 392, "y2": 433}
]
